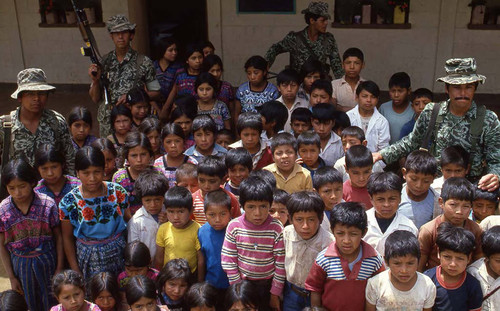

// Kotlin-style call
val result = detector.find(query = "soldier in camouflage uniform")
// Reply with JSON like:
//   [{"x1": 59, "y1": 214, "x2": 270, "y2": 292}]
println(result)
[
  {"x1": 265, "y1": 1, "x2": 344, "y2": 79},
  {"x1": 89, "y1": 15, "x2": 160, "y2": 137},
  {"x1": 374, "y1": 58, "x2": 500, "y2": 191},
  {"x1": 1, "y1": 68, "x2": 75, "y2": 174}
]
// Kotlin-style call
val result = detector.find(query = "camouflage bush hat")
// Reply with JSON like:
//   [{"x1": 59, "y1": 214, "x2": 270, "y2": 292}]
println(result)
[
  {"x1": 106, "y1": 14, "x2": 136, "y2": 33},
  {"x1": 437, "y1": 57, "x2": 486, "y2": 85},
  {"x1": 11, "y1": 68, "x2": 55, "y2": 99},
  {"x1": 301, "y1": 1, "x2": 331, "y2": 19}
]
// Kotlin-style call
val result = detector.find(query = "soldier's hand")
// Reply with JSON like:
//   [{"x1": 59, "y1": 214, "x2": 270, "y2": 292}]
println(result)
[
  {"x1": 88, "y1": 64, "x2": 101, "y2": 81},
  {"x1": 372, "y1": 152, "x2": 383, "y2": 164},
  {"x1": 478, "y1": 173, "x2": 499, "y2": 192},
  {"x1": 116, "y1": 94, "x2": 127, "y2": 106}
]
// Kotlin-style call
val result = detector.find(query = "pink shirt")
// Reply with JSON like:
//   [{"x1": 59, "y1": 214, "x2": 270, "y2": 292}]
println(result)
[{"x1": 342, "y1": 179, "x2": 372, "y2": 209}]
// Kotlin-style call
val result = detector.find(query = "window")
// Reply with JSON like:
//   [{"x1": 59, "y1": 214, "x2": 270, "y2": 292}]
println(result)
[
  {"x1": 39, "y1": 0, "x2": 104, "y2": 27},
  {"x1": 333, "y1": 0, "x2": 411, "y2": 29},
  {"x1": 468, "y1": 0, "x2": 500, "y2": 29}
]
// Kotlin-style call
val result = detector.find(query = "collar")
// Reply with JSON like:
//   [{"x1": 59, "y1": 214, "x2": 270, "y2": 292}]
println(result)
[
  {"x1": 325, "y1": 131, "x2": 341, "y2": 146},
  {"x1": 277, "y1": 96, "x2": 308, "y2": 110},
  {"x1": 287, "y1": 224, "x2": 329, "y2": 242},
  {"x1": 324, "y1": 240, "x2": 378, "y2": 259},
  {"x1": 269, "y1": 163, "x2": 303, "y2": 181},
  {"x1": 12, "y1": 107, "x2": 51, "y2": 133},
  {"x1": 441, "y1": 99, "x2": 479, "y2": 119},
  {"x1": 340, "y1": 75, "x2": 365, "y2": 85},
  {"x1": 301, "y1": 156, "x2": 326, "y2": 171},
  {"x1": 112, "y1": 47, "x2": 136, "y2": 63},
  {"x1": 135, "y1": 206, "x2": 157, "y2": 219}
]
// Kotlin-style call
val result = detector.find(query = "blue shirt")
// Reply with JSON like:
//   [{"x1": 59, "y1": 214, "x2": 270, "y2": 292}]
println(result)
[
  {"x1": 379, "y1": 100, "x2": 414, "y2": 144},
  {"x1": 184, "y1": 143, "x2": 227, "y2": 163},
  {"x1": 198, "y1": 222, "x2": 230, "y2": 289},
  {"x1": 235, "y1": 81, "x2": 279, "y2": 113},
  {"x1": 399, "y1": 185, "x2": 435, "y2": 229},
  {"x1": 399, "y1": 116, "x2": 416, "y2": 139},
  {"x1": 301, "y1": 156, "x2": 326, "y2": 179}
]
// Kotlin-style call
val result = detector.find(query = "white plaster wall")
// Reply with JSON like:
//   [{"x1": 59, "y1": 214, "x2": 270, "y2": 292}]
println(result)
[{"x1": 0, "y1": 0, "x2": 25, "y2": 81}]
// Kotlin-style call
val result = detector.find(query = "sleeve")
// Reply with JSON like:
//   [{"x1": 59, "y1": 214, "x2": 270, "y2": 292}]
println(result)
[
  {"x1": 235, "y1": 85, "x2": 243, "y2": 101},
  {"x1": 220, "y1": 102, "x2": 231, "y2": 121},
  {"x1": 423, "y1": 276, "x2": 437, "y2": 309},
  {"x1": 114, "y1": 184, "x2": 129, "y2": 211},
  {"x1": 377, "y1": 117, "x2": 391, "y2": 151},
  {"x1": 56, "y1": 114, "x2": 76, "y2": 176},
  {"x1": 58, "y1": 193, "x2": 75, "y2": 221},
  {"x1": 48, "y1": 198, "x2": 60, "y2": 227},
  {"x1": 304, "y1": 173, "x2": 313, "y2": 191},
  {"x1": 194, "y1": 227, "x2": 201, "y2": 251},
  {"x1": 467, "y1": 276, "x2": 484, "y2": 310},
  {"x1": 418, "y1": 225, "x2": 434, "y2": 258},
  {"x1": 327, "y1": 35, "x2": 344, "y2": 79},
  {"x1": 483, "y1": 111, "x2": 500, "y2": 176},
  {"x1": 227, "y1": 82, "x2": 235, "y2": 102},
  {"x1": 304, "y1": 260, "x2": 327, "y2": 293},
  {"x1": 127, "y1": 217, "x2": 140, "y2": 243},
  {"x1": 270, "y1": 230, "x2": 286, "y2": 296},
  {"x1": 264, "y1": 32, "x2": 294, "y2": 68},
  {"x1": 271, "y1": 84, "x2": 280, "y2": 100},
  {"x1": 365, "y1": 277, "x2": 379, "y2": 306},
  {"x1": 221, "y1": 224, "x2": 241, "y2": 284},
  {"x1": 156, "y1": 224, "x2": 167, "y2": 248},
  {"x1": 143, "y1": 56, "x2": 161, "y2": 91}
]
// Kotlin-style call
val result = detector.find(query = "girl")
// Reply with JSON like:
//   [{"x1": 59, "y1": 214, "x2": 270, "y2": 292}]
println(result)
[
  {"x1": 154, "y1": 123, "x2": 197, "y2": 188},
  {"x1": 138, "y1": 117, "x2": 162, "y2": 159},
  {"x1": 157, "y1": 258, "x2": 191, "y2": 311},
  {"x1": 91, "y1": 138, "x2": 118, "y2": 182},
  {"x1": 195, "y1": 72, "x2": 231, "y2": 131},
  {"x1": 184, "y1": 282, "x2": 218, "y2": 311},
  {"x1": 34, "y1": 144, "x2": 81, "y2": 206},
  {"x1": 224, "y1": 281, "x2": 260, "y2": 311},
  {"x1": 59, "y1": 146, "x2": 130, "y2": 280},
  {"x1": 202, "y1": 54, "x2": 234, "y2": 110},
  {"x1": 298, "y1": 59, "x2": 325, "y2": 101},
  {"x1": 107, "y1": 105, "x2": 133, "y2": 167},
  {"x1": 89, "y1": 272, "x2": 122, "y2": 311},
  {"x1": 127, "y1": 88, "x2": 151, "y2": 128},
  {"x1": 0, "y1": 158, "x2": 63, "y2": 311},
  {"x1": 0, "y1": 290, "x2": 28, "y2": 311},
  {"x1": 118, "y1": 241, "x2": 159, "y2": 291},
  {"x1": 51, "y1": 270, "x2": 100, "y2": 311},
  {"x1": 68, "y1": 106, "x2": 97, "y2": 151},
  {"x1": 170, "y1": 96, "x2": 198, "y2": 150},
  {"x1": 126, "y1": 275, "x2": 168, "y2": 311},
  {"x1": 154, "y1": 37, "x2": 183, "y2": 112}
]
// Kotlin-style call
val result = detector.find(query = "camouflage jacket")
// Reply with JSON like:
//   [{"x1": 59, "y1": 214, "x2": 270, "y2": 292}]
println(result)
[
  {"x1": 380, "y1": 100, "x2": 500, "y2": 178},
  {"x1": 265, "y1": 27, "x2": 344, "y2": 79},
  {"x1": 0, "y1": 108, "x2": 75, "y2": 175}
]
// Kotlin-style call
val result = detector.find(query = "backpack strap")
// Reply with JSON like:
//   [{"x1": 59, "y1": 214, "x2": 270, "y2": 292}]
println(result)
[
  {"x1": 134, "y1": 53, "x2": 145, "y2": 88},
  {"x1": 420, "y1": 102, "x2": 442, "y2": 151},
  {"x1": 483, "y1": 284, "x2": 500, "y2": 302},
  {"x1": 470, "y1": 104, "x2": 486, "y2": 153}
]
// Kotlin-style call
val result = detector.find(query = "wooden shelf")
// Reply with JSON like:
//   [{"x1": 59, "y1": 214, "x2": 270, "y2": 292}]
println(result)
[
  {"x1": 467, "y1": 24, "x2": 500, "y2": 30},
  {"x1": 331, "y1": 22, "x2": 411, "y2": 29},
  {"x1": 39, "y1": 22, "x2": 105, "y2": 28}
]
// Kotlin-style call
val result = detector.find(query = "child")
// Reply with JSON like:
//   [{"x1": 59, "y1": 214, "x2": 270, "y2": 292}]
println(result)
[
  {"x1": 297, "y1": 59, "x2": 325, "y2": 102},
  {"x1": 263, "y1": 132, "x2": 313, "y2": 194},
  {"x1": 229, "y1": 112, "x2": 274, "y2": 169},
  {"x1": 195, "y1": 72, "x2": 231, "y2": 131},
  {"x1": 88, "y1": 272, "x2": 121, "y2": 311},
  {"x1": 430, "y1": 145, "x2": 469, "y2": 195},
  {"x1": 364, "y1": 172, "x2": 418, "y2": 256},
  {"x1": 283, "y1": 191, "x2": 334, "y2": 311},
  {"x1": 365, "y1": 230, "x2": 436, "y2": 310},
  {"x1": 346, "y1": 80, "x2": 390, "y2": 152},
  {"x1": 313, "y1": 167, "x2": 344, "y2": 234},
  {"x1": 127, "y1": 87, "x2": 150, "y2": 128},
  {"x1": 0, "y1": 290, "x2": 28, "y2": 311},
  {"x1": 157, "y1": 258, "x2": 191, "y2": 310},
  {"x1": 92, "y1": 138, "x2": 118, "y2": 181},
  {"x1": 309, "y1": 79, "x2": 333, "y2": 108},
  {"x1": 333, "y1": 110, "x2": 352, "y2": 137},
  {"x1": 68, "y1": 106, "x2": 97, "y2": 150},
  {"x1": 175, "y1": 163, "x2": 199, "y2": 194},
  {"x1": 34, "y1": 144, "x2": 81, "y2": 206},
  {"x1": 192, "y1": 156, "x2": 241, "y2": 225},
  {"x1": 331, "y1": 47, "x2": 365, "y2": 112},
  {"x1": 311, "y1": 103, "x2": 343, "y2": 166},
  {"x1": 138, "y1": 117, "x2": 162, "y2": 159},
  {"x1": 221, "y1": 176, "x2": 285, "y2": 311},
  {"x1": 107, "y1": 105, "x2": 133, "y2": 167},
  {"x1": 260, "y1": 100, "x2": 289, "y2": 146},
  {"x1": 276, "y1": 68, "x2": 309, "y2": 133},
  {"x1": 379, "y1": 72, "x2": 413, "y2": 144},
  {"x1": 198, "y1": 190, "x2": 232, "y2": 291},
  {"x1": 51, "y1": 270, "x2": 100, "y2": 311},
  {"x1": 224, "y1": 147, "x2": 253, "y2": 199},
  {"x1": 118, "y1": 241, "x2": 159, "y2": 291},
  {"x1": 0, "y1": 158, "x2": 63, "y2": 311},
  {"x1": 418, "y1": 177, "x2": 483, "y2": 272},
  {"x1": 270, "y1": 189, "x2": 290, "y2": 226},
  {"x1": 170, "y1": 97, "x2": 198, "y2": 149},
  {"x1": 216, "y1": 128, "x2": 234, "y2": 150},
  {"x1": 249, "y1": 169, "x2": 277, "y2": 189},
  {"x1": 400, "y1": 150, "x2": 440, "y2": 229},
  {"x1": 184, "y1": 282, "x2": 218, "y2": 311},
  {"x1": 343, "y1": 145, "x2": 373, "y2": 209},
  {"x1": 154, "y1": 37, "x2": 183, "y2": 111},
  {"x1": 400, "y1": 88, "x2": 433, "y2": 139},
  {"x1": 424, "y1": 223, "x2": 483, "y2": 310},
  {"x1": 472, "y1": 186, "x2": 499, "y2": 223},
  {"x1": 224, "y1": 281, "x2": 260, "y2": 311},
  {"x1": 201, "y1": 40, "x2": 215, "y2": 56},
  {"x1": 184, "y1": 115, "x2": 227, "y2": 163},
  {"x1": 290, "y1": 107, "x2": 312, "y2": 138},
  {"x1": 125, "y1": 275, "x2": 169, "y2": 311},
  {"x1": 128, "y1": 171, "x2": 169, "y2": 258},
  {"x1": 202, "y1": 54, "x2": 234, "y2": 109},
  {"x1": 468, "y1": 226, "x2": 500, "y2": 310},
  {"x1": 297, "y1": 131, "x2": 326, "y2": 178},
  {"x1": 305, "y1": 202, "x2": 385, "y2": 311}
]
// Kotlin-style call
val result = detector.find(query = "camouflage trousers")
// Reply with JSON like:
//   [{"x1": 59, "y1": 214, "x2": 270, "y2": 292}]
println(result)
[{"x1": 97, "y1": 101, "x2": 113, "y2": 138}]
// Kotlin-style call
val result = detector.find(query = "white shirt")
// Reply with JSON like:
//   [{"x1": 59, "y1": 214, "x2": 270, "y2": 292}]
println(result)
[
  {"x1": 334, "y1": 156, "x2": 386, "y2": 182},
  {"x1": 277, "y1": 96, "x2": 309, "y2": 133},
  {"x1": 480, "y1": 215, "x2": 500, "y2": 231},
  {"x1": 346, "y1": 106, "x2": 390, "y2": 152},
  {"x1": 468, "y1": 258, "x2": 500, "y2": 311},
  {"x1": 320, "y1": 131, "x2": 344, "y2": 167},
  {"x1": 127, "y1": 206, "x2": 160, "y2": 258},
  {"x1": 431, "y1": 176, "x2": 444, "y2": 196}
]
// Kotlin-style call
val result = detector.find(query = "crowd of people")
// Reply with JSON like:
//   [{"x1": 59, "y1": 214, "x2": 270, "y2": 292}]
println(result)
[{"x1": 0, "y1": 1, "x2": 499, "y2": 311}]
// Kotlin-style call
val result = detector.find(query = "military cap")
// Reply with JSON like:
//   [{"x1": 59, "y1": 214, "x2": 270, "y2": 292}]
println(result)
[
  {"x1": 301, "y1": 1, "x2": 331, "y2": 19},
  {"x1": 437, "y1": 57, "x2": 486, "y2": 85},
  {"x1": 11, "y1": 68, "x2": 55, "y2": 99},
  {"x1": 106, "y1": 14, "x2": 136, "y2": 33}
]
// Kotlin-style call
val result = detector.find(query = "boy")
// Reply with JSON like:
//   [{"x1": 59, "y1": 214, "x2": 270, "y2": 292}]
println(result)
[
  {"x1": 270, "y1": 189, "x2": 290, "y2": 226},
  {"x1": 175, "y1": 163, "x2": 199, "y2": 194},
  {"x1": 366, "y1": 230, "x2": 436, "y2": 310},
  {"x1": 155, "y1": 186, "x2": 204, "y2": 281},
  {"x1": 468, "y1": 226, "x2": 500, "y2": 310},
  {"x1": 400, "y1": 150, "x2": 440, "y2": 229},
  {"x1": 423, "y1": 223, "x2": 483, "y2": 310},
  {"x1": 430, "y1": 145, "x2": 469, "y2": 195},
  {"x1": 298, "y1": 59, "x2": 325, "y2": 101},
  {"x1": 221, "y1": 176, "x2": 285, "y2": 311},
  {"x1": 309, "y1": 79, "x2": 333, "y2": 108},
  {"x1": 379, "y1": 72, "x2": 413, "y2": 144},
  {"x1": 276, "y1": 68, "x2": 309, "y2": 133},
  {"x1": 198, "y1": 189, "x2": 232, "y2": 289},
  {"x1": 400, "y1": 88, "x2": 433, "y2": 139},
  {"x1": 311, "y1": 103, "x2": 343, "y2": 166},
  {"x1": 216, "y1": 128, "x2": 234, "y2": 150},
  {"x1": 346, "y1": 81, "x2": 390, "y2": 152},
  {"x1": 192, "y1": 156, "x2": 241, "y2": 225},
  {"x1": 260, "y1": 100, "x2": 289, "y2": 147},
  {"x1": 224, "y1": 147, "x2": 253, "y2": 199},
  {"x1": 263, "y1": 132, "x2": 313, "y2": 194},
  {"x1": 297, "y1": 131, "x2": 326, "y2": 179},
  {"x1": 127, "y1": 87, "x2": 151, "y2": 128},
  {"x1": 331, "y1": 47, "x2": 366, "y2": 112},
  {"x1": 418, "y1": 177, "x2": 483, "y2": 272},
  {"x1": 471, "y1": 186, "x2": 499, "y2": 223},
  {"x1": 364, "y1": 172, "x2": 418, "y2": 256},
  {"x1": 184, "y1": 115, "x2": 227, "y2": 163},
  {"x1": 128, "y1": 170, "x2": 169, "y2": 258},
  {"x1": 283, "y1": 191, "x2": 334, "y2": 311},
  {"x1": 290, "y1": 107, "x2": 312, "y2": 138},
  {"x1": 229, "y1": 112, "x2": 274, "y2": 169},
  {"x1": 305, "y1": 202, "x2": 385, "y2": 311},
  {"x1": 313, "y1": 166, "x2": 344, "y2": 233},
  {"x1": 343, "y1": 145, "x2": 373, "y2": 209}
]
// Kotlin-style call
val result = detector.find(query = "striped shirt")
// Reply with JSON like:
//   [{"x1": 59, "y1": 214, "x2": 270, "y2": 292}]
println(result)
[
  {"x1": 191, "y1": 188, "x2": 241, "y2": 226},
  {"x1": 221, "y1": 215, "x2": 285, "y2": 296}
]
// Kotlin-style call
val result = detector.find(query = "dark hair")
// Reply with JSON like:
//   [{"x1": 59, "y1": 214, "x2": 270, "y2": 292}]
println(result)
[
  {"x1": 175, "y1": 163, "x2": 197, "y2": 180},
  {"x1": 330, "y1": 202, "x2": 367, "y2": 232},
  {"x1": 184, "y1": 43, "x2": 204, "y2": 64},
  {"x1": 404, "y1": 149, "x2": 437, "y2": 176},
  {"x1": 225, "y1": 148, "x2": 253, "y2": 171},
  {"x1": 277, "y1": 68, "x2": 301, "y2": 85},
  {"x1": 237, "y1": 112, "x2": 263, "y2": 135},
  {"x1": 388, "y1": 72, "x2": 411, "y2": 89},
  {"x1": 260, "y1": 101, "x2": 289, "y2": 133},
  {"x1": 440, "y1": 145, "x2": 469, "y2": 169},
  {"x1": 184, "y1": 282, "x2": 217, "y2": 310},
  {"x1": 164, "y1": 186, "x2": 193, "y2": 211},
  {"x1": 68, "y1": 106, "x2": 93, "y2": 128},
  {"x1": 356, "y1": 80, "x2": 380, "y2": 97},
  {"x1": 270, "y1": 132, "x2": 297, "y2": 154},
  {"x1": 127, "y1": 87, "x2": 150, "y2": 105},
  {"x1": 0, "y1": 290, "x2": 28, "y2": 311},
  {"x1": 436, "y1": 222, "x2": 475, "y2": 255},
  {"x1": 91, "y1": 138, "x2": 118, "y2": 158},
  {"x1": 134, "y1": 170, "x2": 169, "y2": 199},
  {"x1": 124, "y1": 241, "x2": 151, "y2": 267},
  {"x1": 239, "y1": 176, "x2": 274, "y2": 207},
  {"x1": 123, "y1": 131, "x2": 154, "y2": 160},
  {"x1": 333, "y1": 111, "x2": 351, "y2": 134},
  {"x1": 161, "y1": 122, "x2": 186, "y2": 141},
  {"x1": 201, "y1": 40, "x2": 215, "y2": 51},
  {"x1": 52, "y1": 270, "x2": 85, "y2": 297},
  {"x1": 311, "y1": 103, "x2": 335, "y2": 122},
  {"x1": 441, "y1": 177, "x2": 475, "y2": 203},
  {"x1": 88, "y1": 272, "x2": 121, "y2": 305},
  {"x1": 290, "y1": 107, "x2": 312, "y2": 124},
  {"x1": 299, "y1": 59, "x2": 326, "y2": 82},
  {"x1": 224, "y1": 281, "x2": 260, "y2": 311},
  {"x1": 157, "y1": 37, "x2": 177, "y2": 62},
  {"x1": 171, "y1": 95, "x2": 198, "y2": 122},
  {"x1": 310, "y1": 79, "x2": 333, "y2": 97},
  {"x1": 195, "y1": 72, "x2": 219, "y2": 97},
  {"x1": 482, "y1": 226, "x2": 500, "y2": 257},
  {"x1": 273, "y1": 189, "x2": 290, "y2": 206},
  {"x1": 313, "y1": 166, "x2": 343, "y2": 190},
  {"x1": 34, "y1": 144, "x2": 65, "y2": 168},
  {"x1": 367, "y1": 172, "x2": 403, "y2": 196},
  {"x1": 138, "y1": 117, "x2": 161, "y2": 136},
  {"x1": 192, "y1": 115, "x2": 217, "y2": 135},
  {"x1": 244, "y1": 55, "x2": 268, "y2": 72},
  {"x1": 204, "y1": 189, "x2": 231, "y2": 212},
  {"x1": 110, "y1": 103, "x2": 133, "y2": 130},
  {"x1": 474, "y1": 184, "x2": 499, "y2": 204},
  {"x1": 384, "y1": 230, "x2": 420, "y2": 261},
  {"x1": 297, "y1": 130, "x2": 321, "y2": 149},
  {"x1": 304, "y1": 11, "x2": 322, "y2": 24},
  {"x1": 217, "y1": 129, "x2": 234, "y2": 141},
  {"x1": 202, "y1": 54, "x2": 224, "y2": 73},
  {"x1": 198, "y1": 155, "x2": 227, "y2": 179},
  {"x1": 248, "y1": 169, "x2": 277, "y2": 189},
  {"x1": 125, "y1": 275, "x2": 157, "y2": 306},
  {"x1": 342, "y1": 47, "x2": 364, "y2": 62},
  {"x1": 287, "y1": 191, "x2": 324, "y2": 220},
  {"x1": 412, "y1": 88, "x2": 433, "y2": 102},
  {"x1": 75, "y1": 146, "x2": 105, "y2": 171},
  {"x1": 341, "y1": 126, "x2": 365, "y2": 142},
  {"x1": 345, "y1": 145, "x2": 373, "y2": 169},
  {"x1": 157, "y1": 258, "x2": 191, "y2": 293}
]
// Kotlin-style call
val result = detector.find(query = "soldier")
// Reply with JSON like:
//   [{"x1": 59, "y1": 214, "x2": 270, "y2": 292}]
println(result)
[
  {"x1": 265, "y1": 1, "x2": 344, "y2": 79},
  {"x1": 89, "y1": 14, "x2": 160, "y2": 137}
]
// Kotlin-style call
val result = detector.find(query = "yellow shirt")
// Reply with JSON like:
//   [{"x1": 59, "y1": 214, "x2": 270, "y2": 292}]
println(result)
[
  {"x1": 156, "y1": 220, "x2": 201, "y2": 272},
  {"x1": 264, "y1": 163, "x2": 313, "y2": 194}
]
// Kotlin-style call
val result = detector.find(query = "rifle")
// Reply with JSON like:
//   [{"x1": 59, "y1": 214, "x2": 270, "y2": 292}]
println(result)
[{"x1": 71, "y1": 0, "x2": 110, "y2": 105}]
